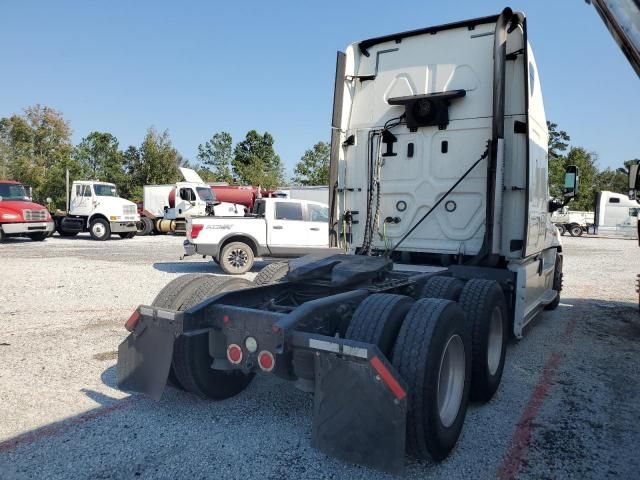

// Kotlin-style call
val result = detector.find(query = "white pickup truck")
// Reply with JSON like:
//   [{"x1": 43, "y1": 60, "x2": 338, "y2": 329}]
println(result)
[{"x1": 183, "y1": 198, "x2": 333, "y2": 274}]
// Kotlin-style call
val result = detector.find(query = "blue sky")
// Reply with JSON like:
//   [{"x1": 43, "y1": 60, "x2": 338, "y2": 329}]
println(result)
[{"x1": 1, "y1": 1, "x2": 638, "y2": 175}]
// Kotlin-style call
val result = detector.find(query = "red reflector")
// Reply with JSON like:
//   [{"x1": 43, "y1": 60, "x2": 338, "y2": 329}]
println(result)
[
  {"x1": 370, "y1": 356, "x2": 406, "y2": 401},
  {"x1": 227, "y1": 344, "x2": 243, "y2": 364},
  {"x1": 223, "y1": 315, "x2": 230, "y2": 324},
  {"x1": 124, "y1": 310, "x2": 140, "y2": 332},
  {"x1": 190, "y1": 223, "x2": 204, "y2": 239},
  {"x1": 258, "y1": 351, "x2": 275, "y2": 372}
]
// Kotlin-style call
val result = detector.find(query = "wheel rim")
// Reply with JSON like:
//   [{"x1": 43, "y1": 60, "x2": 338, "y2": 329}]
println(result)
[
  {"x1": 228, "y1": 249, "x2": 248, "y2": 269},
  {"x1": 572, "y1": 227, "x2": 581, "y2": 235},
  {"x1": 92, "y1": 223, "x2": 105, "y2": 237},
  {"x1": 487, "y1": 306, "x2": 503, "y2": 376},
  {"x1": 437, "y1": 334, "x2": 466, "y2": 428}
]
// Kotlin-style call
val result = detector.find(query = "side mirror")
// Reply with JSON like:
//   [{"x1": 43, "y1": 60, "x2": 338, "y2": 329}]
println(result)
[
  {"x1": 563, "y1": 165, "x2": 579, "y2": 201},
  {"x1": 629, "y1": 163, "x2": 640, "y2": 200}
]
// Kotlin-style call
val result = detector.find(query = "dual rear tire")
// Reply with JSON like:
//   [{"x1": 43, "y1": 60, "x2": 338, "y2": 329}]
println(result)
[{"x1": 151, "y1": 274, "x2": 255, "y2": 399}]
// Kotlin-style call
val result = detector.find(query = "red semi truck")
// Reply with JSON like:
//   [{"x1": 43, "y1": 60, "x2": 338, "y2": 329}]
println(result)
[{"x1": 0, "y1": 180, "x2": 55, "y2": 242}]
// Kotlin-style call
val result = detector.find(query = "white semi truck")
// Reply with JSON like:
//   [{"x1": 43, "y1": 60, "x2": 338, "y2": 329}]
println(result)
[
  {"x1": 117, "y1": 9, "x2": 579, "y2": 474},
  {"x1": 53, "y1": 172, "x2": 139, "y2": 241},
  {"x1": 138, "y1": 168, "x2": 245, "y2": 235}
]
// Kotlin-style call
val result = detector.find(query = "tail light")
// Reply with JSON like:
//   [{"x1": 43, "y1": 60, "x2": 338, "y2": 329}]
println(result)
[
  {"x1": 258, "y1": 351, "x2": 275, "y2": 372},
  {"x1": 124, "y1": 310, "x2": 140, "y2": 332},
  {"x1": 227, "y1": 344, "x2": 243, "y2": 364},
  {"x1": 190, "y1": 223, "x2": 204, "y2": 239}
]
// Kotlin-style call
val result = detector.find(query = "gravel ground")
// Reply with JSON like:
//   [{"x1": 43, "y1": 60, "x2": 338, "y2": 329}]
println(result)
[{"x1": 1, "y1": 233, "x2": 639, "y2": 479}]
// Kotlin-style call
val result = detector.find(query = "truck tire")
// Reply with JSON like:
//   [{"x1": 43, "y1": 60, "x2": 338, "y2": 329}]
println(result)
[
  {"x1": 138, "y1": 217, "x2": 154, "y2": 236},
  {"x1": 151, "y1": 273, "x2": 211, "y2": 389},
  {"x1": 458, "y1": 279, "x2": 508, "y2": 403},
  {"x1": 569, "y1": 223, "x2": 583, "y2": 237},
  {"x1": 27, "y1": 232, "x2": 48, "y2": 241},
  {"x1": 392, "y1": 298, "x2": 471, "y2": 461},
  {"x1": 219, "y1": 241, "x2": 254, "y2": 275},
  {"x1": 253, "y1": 262, "x2": 289, "y2": 286},
  {"x1": 0, "y1": 227, "x2": 4, "y2": 242},
  {"x1": 89, "y1": 218, "x2": 111, "y2": 241},
  {"x1": 118, "y1": 232, "x2": 136, "y2": 239},
  {"x1": 172, "y1": 276, "x2": 255, "y2": 399},
  {"x1": 556, "y1": 224, "x2": 566, "y2": 236},
  {"x1": 56, "y1": 221, "x2": 78, "y2": 237},
  {"x1": 544, "y1": 253, "x2": 563, "y2": 311},
  {"x1": 345, "y1": 294, "x2": 414, "y2": 357},
  {"x1": 421, "y1": 276, "x2": 464, "y2": 301}
]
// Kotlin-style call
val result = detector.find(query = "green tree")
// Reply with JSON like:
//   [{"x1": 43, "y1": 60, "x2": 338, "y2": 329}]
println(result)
[
  {"x1": 74, "y1": 132, "x2": 126, "y2": 187},
  {"x1": 547, "y1": 121, "x2": 570, "y2": 160},
  {"x1": 232, "y1": 130, "x2": 284, "y2": 188},
  {"x1": 547, "y1": 121, "x2": 571, "y2": 201},
  {"x1": 0, "y1": 105, "x2": 76, "y2": 207},
  {"x1": 131, "y1": 127, "x2": 181, "y2": 188},
  {"x1": 197, "y1": 131, "x2": 234, "y2": 183},
  {"x1": 293, "y1": 141, "x2": 330, "y2": 185},
  {"x1": 563, "y1": 147, "x2": 598, "y2": 210}
]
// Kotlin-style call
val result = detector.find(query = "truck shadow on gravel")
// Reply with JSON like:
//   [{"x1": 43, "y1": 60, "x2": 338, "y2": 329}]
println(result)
[{"x1": 153, "y1": 260, "x2": 270, "y2": 274}]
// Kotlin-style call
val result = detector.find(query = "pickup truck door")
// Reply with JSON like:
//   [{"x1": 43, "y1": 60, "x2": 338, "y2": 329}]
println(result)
[
  {"x1": 305, "y1": 203, "x2": 329, "y2": 247},
  {"x1": 268, "y1": 201, "x2": 310, "y2": 255}
]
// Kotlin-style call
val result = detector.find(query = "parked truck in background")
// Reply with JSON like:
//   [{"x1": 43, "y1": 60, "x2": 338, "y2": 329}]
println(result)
[
  {"x1": 117, "y1": 10, "x2": 581, "y2": 474},
  {"x1": 0, "y1": 180, "x2": 54, "y2": 242},
  {"x1": 53, "y1": 171, "x2": 139, "y2": 241},
  {"x1": 184, "y1": 197, "x2": 330, "y2": 274},
  {"x1": 551, "y1": 207, "x2": 594, "y2": 236},
  {"x1": 589, "y1": 190, "x2": 639, "y2": 238},
  {"x1": 137, "y1": 168, "x2": 245, "y2": 235}
]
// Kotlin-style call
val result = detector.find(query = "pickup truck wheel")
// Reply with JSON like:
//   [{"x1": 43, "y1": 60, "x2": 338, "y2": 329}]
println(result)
[
  {"x1": 392, "y1": 298, "x2": 471, "y2": 461},
  {"x1": 27, "y1": 232, "x2": 48, "y2": 241},
  {"x1": 152, "y1": 273, "x2": 211, "y2": 390},
  {"x1": 421, "y1": 276, "x2": 464, "y2": 301},
  {"x1": 345, "y1": 294, "x2": 413, "y2": 357},
  {"x1": 556, "y1": 224, "x2": 566, "y2": 236},
  {"x1": 544, "y1": 254, "x2": 563, "y2": 311},
  {"x1": 569, "y1": 223, "x2": 583, "y2": 237},
  {"x1": 253, "y1": 262, "x2": 289, "y2": 286},
  {"x1": 458, "y1": 279, "x2": 508, "y2": 403},
  {"x1": 89, "y1": 218, "x2": 111, "y2": 241},
  {"x1": 219, "y1": 241, "x2": 254, "y2": 275},
  {"x1": 172, "y1": 276, "x2": 255, "y2": 399}
]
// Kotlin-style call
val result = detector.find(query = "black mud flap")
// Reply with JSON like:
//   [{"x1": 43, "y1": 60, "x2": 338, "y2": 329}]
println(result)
[
  {"x1": 312, "y1": 350, "x2": 407, "y2": 475},
  {"x1": 117, "y1": 308, "x2": 181, "y2": 400}
]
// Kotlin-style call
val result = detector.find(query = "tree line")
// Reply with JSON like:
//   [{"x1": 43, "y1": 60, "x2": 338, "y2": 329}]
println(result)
[
  {"x1": 1, "y1": 104, "x2": 633, "y2": 213},
  {"x1": 547, "y1": 121, "x2": 637, "y2": 211},
  {"x1": 0, "y1": 104, "x2": 330, "y2": 209}
]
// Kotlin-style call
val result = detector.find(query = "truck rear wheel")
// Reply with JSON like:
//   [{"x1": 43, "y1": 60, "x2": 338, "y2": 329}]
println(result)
[
  {"x1": 89, "y1": 218, "x2": 111, "y2": 241},
  {"x1": 172, "y1": 276, "x2": 255, "y2": 399},
  {"x1": 392, "y1": 298, "x2": 471, "y2": 461},
  {"x1": 118, "y1": 232, "x2": 136, "y2": 239},
  {"x1": 219, "y1": 241, "x2": 254, "y2": 275},
  {"x1": 152, "y1": 273, "x2": 211, "y2": 389},
  {"x1": 556, "y1": 224, "x2": 566, "y2": 236},
  {"x1": 458, "y1": 279, "x2": 508, "y2": 403},
  {"x1": 345, "y1": 293, "x2": 414, "y2": 357},
  {"x1": 0, "y1": 227, "x2": 4, "y2": 242},
  {"x1": 253, "y1": 262, "x2": 289, "y2": 285},
  {"x1": 569, "y1": 223, "x2": 583, "y2": 237},
  {"x1": 421, "y1": 276, "x2": 464, "y2": 301},
  {"x1": 138, "y1": 216, "x2": 154, "y2": 236}
]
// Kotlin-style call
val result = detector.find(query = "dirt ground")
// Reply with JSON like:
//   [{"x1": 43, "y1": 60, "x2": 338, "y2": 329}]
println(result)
[{"x1": 1, "y1": 233, "x2": 639, "y2": 479}]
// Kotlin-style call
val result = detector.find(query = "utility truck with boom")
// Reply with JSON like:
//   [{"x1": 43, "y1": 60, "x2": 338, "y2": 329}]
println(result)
[
  {"x1": 0, "y1": 180, "x2": 54, "y2": 241},
  {"x1": 138, "y1": 168, "x2": 245, "y2": 235},
  {"x1": 53, "y1": 171, "x2": 139, "y2": 241},
  {"x1": 117, "y1": 9, "x2": 579, "y2": 474}
]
